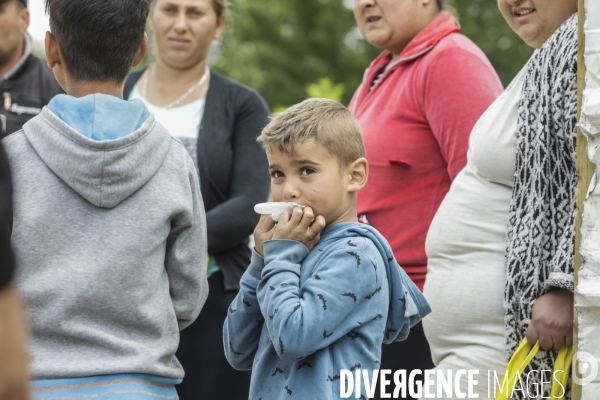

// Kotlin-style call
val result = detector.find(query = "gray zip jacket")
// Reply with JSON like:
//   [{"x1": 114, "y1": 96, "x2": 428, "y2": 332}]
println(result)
[{"x1": 2, "y1": 104, "x2": 208, "y2": 380}]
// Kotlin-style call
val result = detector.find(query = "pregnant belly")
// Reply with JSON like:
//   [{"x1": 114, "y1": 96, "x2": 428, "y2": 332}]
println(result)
[{"x1": 422, "y1": 166, "x2": 510, "y2": 374}]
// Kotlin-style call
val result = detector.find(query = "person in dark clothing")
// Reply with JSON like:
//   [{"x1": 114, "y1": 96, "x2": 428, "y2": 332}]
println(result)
[
  {"x1": 0, "y1": 140, "x2": 30, "y2": 400},
  {"x1": 0, "y1": 0, "x2": 62, "y2": 138},
  {"x1": 123, "y1": 0, "x2": 270, "y2": 398}
]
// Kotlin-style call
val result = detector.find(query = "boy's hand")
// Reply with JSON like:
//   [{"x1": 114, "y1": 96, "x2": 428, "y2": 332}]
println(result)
[
  {"x1": 272, "y1": 207, "x2": 326, "y2": 252},
  {"x1": 254, "y1": 214, "x2": 277, "y2": 257}
]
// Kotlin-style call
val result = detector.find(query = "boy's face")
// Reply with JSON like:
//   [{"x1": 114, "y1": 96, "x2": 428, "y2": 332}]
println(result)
[{"x1": 267, "y1": 140, "x2": 363, "y2": 227}]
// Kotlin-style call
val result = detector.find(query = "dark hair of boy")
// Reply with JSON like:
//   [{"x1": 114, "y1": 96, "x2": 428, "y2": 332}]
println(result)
[{"x1": 44, "y1": 0, "x2": 151, "y2": 83}]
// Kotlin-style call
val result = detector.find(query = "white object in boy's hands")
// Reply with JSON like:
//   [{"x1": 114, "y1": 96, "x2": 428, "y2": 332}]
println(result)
[{"x1": 254, "y1": 202, "x2": 305, "y2": 221}]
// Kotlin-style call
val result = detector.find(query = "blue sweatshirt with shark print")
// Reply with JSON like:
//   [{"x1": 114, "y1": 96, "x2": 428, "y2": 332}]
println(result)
[{"x1": 223, "y1": 222, "x2": 431, "y2": 400}]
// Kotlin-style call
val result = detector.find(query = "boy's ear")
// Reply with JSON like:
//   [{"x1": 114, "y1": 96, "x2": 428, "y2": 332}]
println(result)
[
  {"x1": 44, "y1": 31, "x2": 60, "y2": 69},
  {"x1": 346, "y1": 157, "x2": 369, "y2": 193},
  {"x1": 132, "y1": 33, "x2": 149, "y2": 68}
]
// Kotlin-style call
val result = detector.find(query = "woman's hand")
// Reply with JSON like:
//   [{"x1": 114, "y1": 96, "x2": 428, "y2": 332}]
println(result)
[
  {"x1": 271, "y1": 207, "x2": 326, "y2": 252},
  {"x1": 253, "y1": 214, "x2": 277, "y2": 257},
  {"x1": 526, "y1": 288, "x2": 574, "y2": 350}
]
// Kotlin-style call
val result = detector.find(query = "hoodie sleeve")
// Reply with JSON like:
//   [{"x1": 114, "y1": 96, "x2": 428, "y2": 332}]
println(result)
[
  {"x1": 223, "y1": 249, "x2": 265, "y2": 370},
  {"x1": 165, "y1": 156, "x2": 208, "y2": 330},
  {"x1": 256, "y1": 239, "x2": 383, "y2": 363}
]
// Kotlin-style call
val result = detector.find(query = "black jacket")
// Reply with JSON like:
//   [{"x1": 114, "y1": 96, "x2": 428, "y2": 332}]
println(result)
[
  {"x1": 0, "y1": 141, "x2": 14, "y2": 290},
  {"x1": 0, "y1": 54, "x2": 63, "y2": 138},
  {"x1": 124, "y1": 69, "x2": 270, "y2": 291}
]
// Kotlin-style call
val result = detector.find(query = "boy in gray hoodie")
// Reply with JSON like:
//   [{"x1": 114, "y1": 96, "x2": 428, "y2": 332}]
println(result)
[{"x1": 1, "y1": 0, "x2": 208, "y2": 398}]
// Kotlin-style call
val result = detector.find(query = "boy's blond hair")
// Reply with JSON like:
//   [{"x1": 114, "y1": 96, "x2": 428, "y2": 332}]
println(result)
[{"x1": 257, "y1": 98, "x2": 366, "y2": 166}]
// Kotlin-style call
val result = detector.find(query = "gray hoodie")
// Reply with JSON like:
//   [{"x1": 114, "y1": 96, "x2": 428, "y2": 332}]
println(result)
[{"x1": 2, "y1": 96, "x2": 208, "y2": 380}]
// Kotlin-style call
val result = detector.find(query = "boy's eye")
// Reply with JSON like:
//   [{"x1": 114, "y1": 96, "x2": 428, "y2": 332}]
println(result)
[
  {"x1": 188, "y1": 9, "x2": 204, "y2": 17},
  {"x1": 163, "y1": 6, "x2": 176, "y2": 13},
  {"x1": 271, "y1": 171, "x2": 284, "y2": 179},
  {"x1": 300, "y1": 167, "x2": 315, "y2": 176}
]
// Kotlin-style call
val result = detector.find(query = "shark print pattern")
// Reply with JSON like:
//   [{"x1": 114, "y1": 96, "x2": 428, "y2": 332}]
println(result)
[
  {"x1": 347, "y1": 331, "x2": 359, "y2": 340},
  {"x1": 384, "y1": 329, "x2": 397, "y2": 341},
  {"x1": 271, "y1": 367, "x2": 284, "y2": 376},
  {"x1": 269, "y1": 308, "x2": 279, "y2": 320},
  {"x1": 347, "y1": 251, "x2": 361, "y2": 268},
  {"x1": 229, "y1": 340, "x2": 243, "y2": 356},
  {"x1": 341, "y1": 292, "x2": 357, "y2": 303},
  {"x1": 295, "y1": 361, "x2": 313, "y2": 370},
  {"x1": 347, "y1": 240, "x2": 357, "y2": 247},
  {"x1": 279, "y1": 338, "x2": 285, "y2": 355},
  {"x1": 370, "y1": 259, "x2": 377, "y2": 271},
  {"x1": 284, "y1": 386, "x2": 292, "y2": 395},
  {"x1": 365, "y1": 286, "x2": 382, "y2": 300},
  {"x1": 323, "y1": 330, "x2": 333, "y2": 339},
  {"x1": 327, "y1": 375, "x2": 340, "y2": 382},
  {"x1": 228, "y1": 305, "x2": 236, "y2": 314},
  {"x1": 350, "y1": 363, "x2": 362, "y2": 372},
  {"x1": 317, "y1": 294, "x2": 327, "y2": 310},
  {"x1": 242, "y1": 298, "x2": 252, "y2": 307},
  {"x1": 357, "y1": 314, "x2": 383, "y2": 326}
]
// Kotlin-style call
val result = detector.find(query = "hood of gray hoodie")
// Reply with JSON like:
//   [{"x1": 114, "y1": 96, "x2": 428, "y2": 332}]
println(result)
[{"x1": 22, "y1": 107, "x2": 171, "y2": 209}]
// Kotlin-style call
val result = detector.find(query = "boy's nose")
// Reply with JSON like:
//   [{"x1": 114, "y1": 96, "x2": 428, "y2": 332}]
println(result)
[{"x1": 282, "y1": 182, "x2": 300, "y2": 200}]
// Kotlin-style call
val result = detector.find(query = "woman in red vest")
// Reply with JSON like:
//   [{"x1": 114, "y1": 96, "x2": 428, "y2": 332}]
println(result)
[{"x1": 350, "y1": 1, "x2": 502, "y2": 398}]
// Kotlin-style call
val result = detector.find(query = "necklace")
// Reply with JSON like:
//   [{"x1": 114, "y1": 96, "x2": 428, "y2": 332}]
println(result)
[{"x1": 142, "y1": 65, "x2": 209, "y2": 110}]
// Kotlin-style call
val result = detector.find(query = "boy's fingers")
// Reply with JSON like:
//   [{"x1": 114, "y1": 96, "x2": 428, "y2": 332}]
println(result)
[
  {"x1": 309, "y1": 215, "x2": 326, "y2": 238},
  {"x1": 299, "y1": 207, "x2": 315, "y2": 228},
  {"x1": 263, "y1": 215, "x2": 277, "y2": 230},
  {"x1": 256, "y1": 214, "x2": 275, "y2": 232},
  {"x1": 289, "y1": 207, "x2": 304, "y2": 225},
  {"x1": 278, "y1": 211, "x2": 291, "y2": 225}
]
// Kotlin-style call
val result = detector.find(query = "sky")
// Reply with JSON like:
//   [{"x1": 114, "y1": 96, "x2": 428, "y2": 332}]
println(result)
[{"x1": 27, "y1": 0, "x2": 50, "y2": 51}]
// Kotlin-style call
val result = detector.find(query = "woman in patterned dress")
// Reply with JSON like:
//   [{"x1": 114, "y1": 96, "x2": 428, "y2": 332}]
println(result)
[{"x1": 424, "y1": 0, "x2": 578, "y2": 398}]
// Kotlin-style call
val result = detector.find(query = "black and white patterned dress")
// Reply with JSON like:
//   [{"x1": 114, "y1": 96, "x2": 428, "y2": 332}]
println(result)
[{"x1": 505, "y1": 14, "x2": 578, "y2": 399}]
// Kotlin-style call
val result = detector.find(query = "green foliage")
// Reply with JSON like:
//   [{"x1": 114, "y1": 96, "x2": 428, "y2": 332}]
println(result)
[
  {"x1": 212, "y1": 0, "x2": 379, "y2": 110},
  {"x1": 306, "y1": 77, "x2": 346, "y2": 102},
  {"x1": 208, "y1": 0, "x2": 534, "y2": 110}
]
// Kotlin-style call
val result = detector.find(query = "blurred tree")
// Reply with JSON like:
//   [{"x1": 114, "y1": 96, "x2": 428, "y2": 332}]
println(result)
[
  {"x1": 211, "y1": 0, "x2": 379, "y2": 110},
  {"x1": 208, "y1": 0, "x2": 534, "y2": 110}
]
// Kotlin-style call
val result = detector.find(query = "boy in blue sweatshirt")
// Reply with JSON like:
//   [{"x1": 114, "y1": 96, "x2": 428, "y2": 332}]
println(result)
[{"x1": 223, "y1": 98, "x2": 430, "y2": 399}]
